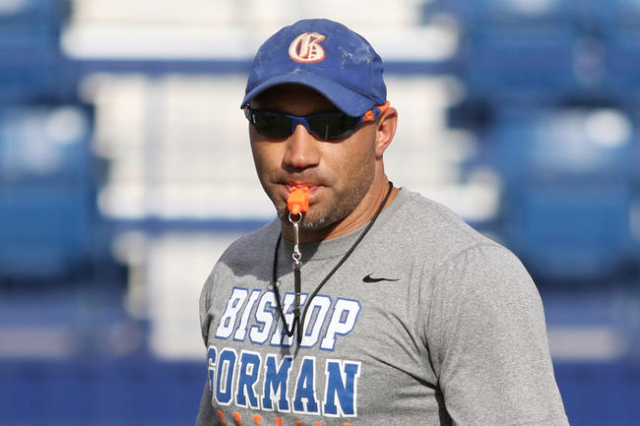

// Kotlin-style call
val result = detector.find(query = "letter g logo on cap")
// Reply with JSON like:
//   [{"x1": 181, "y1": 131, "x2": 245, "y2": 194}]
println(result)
[{"x1": 288, "y1": 32, "x2": 326, "y2": 63}]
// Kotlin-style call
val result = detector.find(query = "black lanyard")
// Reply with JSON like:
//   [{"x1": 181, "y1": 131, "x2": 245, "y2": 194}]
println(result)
[{"x1": 271, "y1": 181, "x2": 394, "y2": 345}]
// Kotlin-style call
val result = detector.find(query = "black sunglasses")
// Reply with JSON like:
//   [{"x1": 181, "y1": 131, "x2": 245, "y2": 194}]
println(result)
[{"x1": 244, "y1": 101, "x2": 390, "y2": 141}]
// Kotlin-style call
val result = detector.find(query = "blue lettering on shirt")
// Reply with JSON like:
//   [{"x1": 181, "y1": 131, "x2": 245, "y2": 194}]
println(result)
[
  {"x1": 208, "y1": 287, "x2": 362, "y2": 419},
  {"x1": 207, "y1": 346, "x2": 361, "y2": 418}
]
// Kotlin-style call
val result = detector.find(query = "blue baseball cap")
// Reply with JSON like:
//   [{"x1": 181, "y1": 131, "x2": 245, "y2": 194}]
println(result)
[{"x1": 241, "y1": 19, "x2": 387, "y2": 117}]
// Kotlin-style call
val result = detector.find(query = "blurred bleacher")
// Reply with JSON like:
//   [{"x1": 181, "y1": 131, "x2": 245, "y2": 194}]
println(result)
[{"x1": 0, "y1": 1, "x2": 639, "y2": 425}]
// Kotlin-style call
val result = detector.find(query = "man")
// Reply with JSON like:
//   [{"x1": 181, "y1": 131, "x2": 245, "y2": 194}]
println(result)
[{"x1": 197, "y1": 18, "x2": 569, "y2": 426}]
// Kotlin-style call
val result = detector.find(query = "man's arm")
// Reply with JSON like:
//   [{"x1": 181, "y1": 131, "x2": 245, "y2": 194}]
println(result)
[{"x1": 426, "y1": 243, "x2": 569, "y2": 426}]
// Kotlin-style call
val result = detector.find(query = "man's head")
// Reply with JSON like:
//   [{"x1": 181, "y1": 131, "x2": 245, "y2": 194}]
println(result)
[{"x1": 242, "y1": 19, "x2": 398, "y2": 242}]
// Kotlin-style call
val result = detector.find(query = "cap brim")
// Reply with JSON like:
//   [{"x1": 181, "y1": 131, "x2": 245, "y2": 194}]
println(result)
[{"x1": 240, "y1": 73, "x2": 377, "y2": 117}]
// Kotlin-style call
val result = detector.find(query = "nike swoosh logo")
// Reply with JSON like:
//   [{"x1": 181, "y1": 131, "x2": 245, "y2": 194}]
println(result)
[{"x1": 362, "y1": 274, "x2": 400, "y2": 283}]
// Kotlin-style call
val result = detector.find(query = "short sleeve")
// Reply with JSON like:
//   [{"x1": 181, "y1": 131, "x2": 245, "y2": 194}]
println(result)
[
  {"x1": 200, "y1": 260, "x2": 224, "y2": 346},
  {"x1": 195, "y1": 378, "x2": 219, "y2": 426},
  {"x1": 426, "y1": 244, "x2": 569, "y2": 426},
  {"x1": 196, "y1": 265, "x2": 221, "y2": 425}
]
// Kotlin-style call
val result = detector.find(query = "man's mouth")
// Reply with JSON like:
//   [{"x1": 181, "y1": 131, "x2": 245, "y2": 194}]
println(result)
[{"x1": 286, "y1": 183, "x2": 317, "y2": 193}]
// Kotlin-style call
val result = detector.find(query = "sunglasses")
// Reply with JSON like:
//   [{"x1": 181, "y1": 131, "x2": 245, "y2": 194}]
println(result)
[{"x1": 244, "y1": 101, "x2": 390, "y2": 141}]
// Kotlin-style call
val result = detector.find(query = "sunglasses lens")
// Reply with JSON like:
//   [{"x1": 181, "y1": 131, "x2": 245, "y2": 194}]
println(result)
[
  {"x1": 251, "y1": 111, "x2": 294, "y2": 139},
  {"x1": 247, "y1": 109, "x2": 362, "y2": 140},
  {"x1": 308, "y1": 113, "x2": 360, "y2": 140}
]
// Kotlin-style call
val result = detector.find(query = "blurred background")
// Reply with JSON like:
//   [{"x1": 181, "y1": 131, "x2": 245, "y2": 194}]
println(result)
[{"x1": 0, "y1": 0, "x2": 639, "y2": 425}]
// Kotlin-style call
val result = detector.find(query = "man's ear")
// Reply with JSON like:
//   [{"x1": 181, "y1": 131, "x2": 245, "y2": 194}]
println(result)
[{"x1": 375, "y1": 106, "x2": 398, "y2": 158}]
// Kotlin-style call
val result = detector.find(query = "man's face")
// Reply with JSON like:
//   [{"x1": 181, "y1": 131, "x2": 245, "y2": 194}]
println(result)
[{"x1": 248, "y1": 85, "x2": 379, "y2": 232}]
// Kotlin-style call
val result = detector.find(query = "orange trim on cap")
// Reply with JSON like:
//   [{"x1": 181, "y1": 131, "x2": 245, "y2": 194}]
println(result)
[{"x1": 362, "y1": 100, "x2": 390, "y2": 122}]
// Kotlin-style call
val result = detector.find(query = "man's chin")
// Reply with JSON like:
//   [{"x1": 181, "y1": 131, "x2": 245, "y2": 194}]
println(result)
[
  {"x1": 276, "y1": 207, "x2": 333, "y2": 231},
  {"x1": 299, "y1": 216, "x2": 330, "y2": 231}
]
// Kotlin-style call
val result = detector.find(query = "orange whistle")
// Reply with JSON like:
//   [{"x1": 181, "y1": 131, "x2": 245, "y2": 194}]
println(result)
[{"x1": 287, "y1": 187, "x2": 309, "y2": 215}]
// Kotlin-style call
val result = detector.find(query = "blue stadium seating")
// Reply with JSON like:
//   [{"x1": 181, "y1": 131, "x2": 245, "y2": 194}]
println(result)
[
  {"x1": 503, "y1": 179, "x2": 635, "y2": 281},
  {"x1": 485, "y1": 108, "x2": 638, "y2": 178},
  {"x1": 463, "y1": 0, "x2": 574, "y2": 27},
  {"x1": 589, "y1": 0, "x2": 640, "y2": 29},
  {"x1": 604, "y1": 29, "x2": 640, "y2": 102},
  {"x1": 478, "y1": 107, "x2": 639, "y2": 280},
  {"x1": 459, "y1": 0, "x2": 640, "y2": 30},
  {"x1": 457, "y1": 0, "x2": 640, "y2": 104},
  {"x1": 463, "y1": 26, "x2": 580, "y2": 103},
  {"x1": 0, "y1": 0, "x2": 69, "y2": 102},
  {"x1": 0, "y1": 358, "x2": 203, "y2": 426},
  {"x1": 0, "y1": 105, "x2": 105, "y2": 280},
  {"x1": 0, "y1": 0, "x2": 66, "y2": 31},
  {"x1": 0, "y1": 32, "x2": 59, "y2": 101}
]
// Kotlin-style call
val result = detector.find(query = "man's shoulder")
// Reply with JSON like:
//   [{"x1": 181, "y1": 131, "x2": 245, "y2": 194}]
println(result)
[
  {"x1": 219, "y1": 219, "x2": 280, "y2": 264},
  {"x1": 377, "y1": 188, "x2": 512, "y2": 272},
  {"x1": 393, "y1": 188, "x2": 496, "y2": 247},
  {"x1": 226, "y1": 218, "x2": 279, "y2": 250}
]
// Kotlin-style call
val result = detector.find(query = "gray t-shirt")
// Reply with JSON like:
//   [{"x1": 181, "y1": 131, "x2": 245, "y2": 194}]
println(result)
[{"x1": 197, "y1": 188, "x2": 569, "y2": 426}]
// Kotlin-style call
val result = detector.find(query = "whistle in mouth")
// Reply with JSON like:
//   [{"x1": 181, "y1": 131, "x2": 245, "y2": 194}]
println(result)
[{"x1": 287, "y1": 187, "x2": 309, "y2": 216}]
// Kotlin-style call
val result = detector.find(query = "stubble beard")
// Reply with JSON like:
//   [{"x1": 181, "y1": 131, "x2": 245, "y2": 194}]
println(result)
[{"x1": 272, "y1": 175, "x2": 374, "y2": 232}]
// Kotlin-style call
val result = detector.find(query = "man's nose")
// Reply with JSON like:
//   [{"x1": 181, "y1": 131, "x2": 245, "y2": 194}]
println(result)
[{"x1": 283, "y1": 124, "x2": 321, "y2": 169}]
